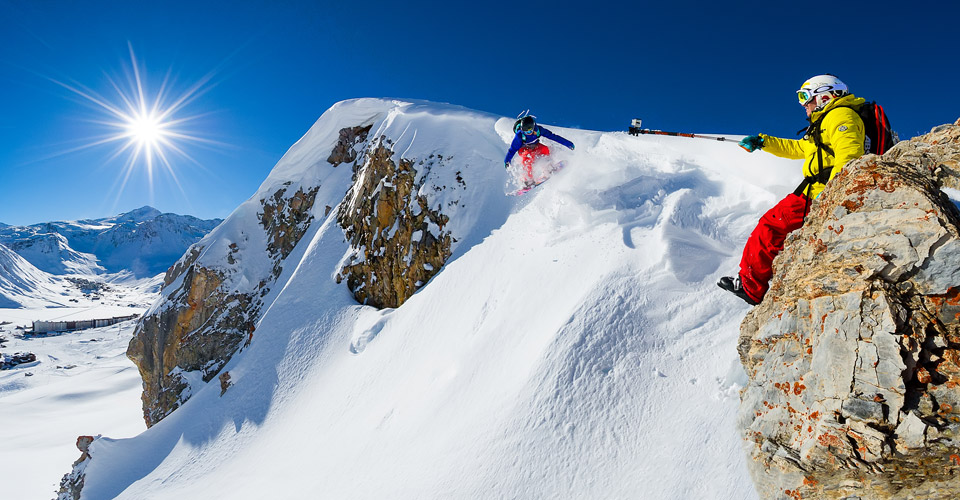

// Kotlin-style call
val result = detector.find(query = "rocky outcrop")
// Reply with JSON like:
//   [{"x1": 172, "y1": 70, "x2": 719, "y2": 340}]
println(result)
[
  {"x1": 127, "y1": 262, "x2": 255, "y2": 426},
  {"x1": 127, "y1": 184, "x2": 319, "y2": 427},
  {"x1": 336, "y1": 137, "x2": 453, "y2": 308},
  {"x1": 261, "y1": 183, "x2": 320, "y2": 273},
  {"x1": 56, "y1": 435, "x2": 96, "y2": 500},
  {"x1": 738, "y1": 119, "x2": 960, "y2": 499},
  {"x1": 327, "y1": 125, "x2": 372, "y2": 167}
]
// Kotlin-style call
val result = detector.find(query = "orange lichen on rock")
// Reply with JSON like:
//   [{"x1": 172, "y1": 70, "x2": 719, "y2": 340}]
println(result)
[
  {"x1": 817, "y1": 432, "x2": 844, "y2": 448},
  {"x1": 784, "y1": 488, "x2": 803, "y2": 500},
  {"x1": 929, "y1": 287, "x2": 960, "y2": 309}
]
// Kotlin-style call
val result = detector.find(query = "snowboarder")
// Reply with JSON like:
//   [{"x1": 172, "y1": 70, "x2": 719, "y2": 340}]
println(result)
[
  {"x1": 719, "y1": 74, "x2": 866, "y2": 306},
  {"x1": 504, "y1": 115, "x2": 575, "y2": 187}
]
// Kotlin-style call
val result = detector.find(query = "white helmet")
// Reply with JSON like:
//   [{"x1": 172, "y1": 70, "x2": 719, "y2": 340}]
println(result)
[{"x1": 797, "y1": 74, "x2": 849, "y2": 110}]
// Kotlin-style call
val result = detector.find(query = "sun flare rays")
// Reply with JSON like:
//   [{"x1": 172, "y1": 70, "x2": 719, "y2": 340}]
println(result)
[{"x1": 47, "y1": 43, "x2": 223, "y2": 210}]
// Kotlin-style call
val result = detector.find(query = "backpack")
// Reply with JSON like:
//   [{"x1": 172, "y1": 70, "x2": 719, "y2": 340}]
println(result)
[
  {"x1": 793, "y1": 101, "x2": 896, "y2": 202},
  {"x1": 854, "y1": 102, "x2": 895, "y2": 155},
  {"x1": 808, "y1": 101, "x2": 896, "y2": 155}
]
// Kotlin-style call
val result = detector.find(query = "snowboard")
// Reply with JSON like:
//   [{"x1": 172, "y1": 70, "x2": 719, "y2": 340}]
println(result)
[{"x1": 507, "y1": 160, "x2": 565, "y2": 196}]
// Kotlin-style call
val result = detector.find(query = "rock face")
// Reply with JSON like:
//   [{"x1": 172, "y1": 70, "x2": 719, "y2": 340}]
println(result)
[
  {"x1": 126, "y1": 256, "x2": 254, "y2": 426},
  {"x1": 327, "y1": 125, "x2": 372, "y2": 167},
  {"x1": 127, "y1": 183, "x2": 319, "y2": 427},
  {"x1": 738, "y1": 119, "x2": 960, "y2": 499},
  {"x1": 336, "y1": 137, "x2": 454, "y2": 308}
]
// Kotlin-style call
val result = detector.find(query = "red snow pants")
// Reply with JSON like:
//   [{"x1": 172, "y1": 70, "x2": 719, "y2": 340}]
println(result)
[
  {"x1": 518, "y1": 143, "x2": 551, "y2": 182},
  {"x1": 739, "y1": 193, "x2": 810, "y2": 303}
]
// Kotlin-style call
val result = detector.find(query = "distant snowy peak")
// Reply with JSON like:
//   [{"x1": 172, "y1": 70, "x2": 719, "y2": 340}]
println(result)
[
  {"x1": 0, "y1": 207, "x2": 223, "y2": 279},
  {"x1": 103, "y1": 205, "x2": 163, "y2": 223}
]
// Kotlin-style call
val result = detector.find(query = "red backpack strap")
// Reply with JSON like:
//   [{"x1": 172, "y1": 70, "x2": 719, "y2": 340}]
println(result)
[{"x1": 877, "y1": 103, "x2": 890, "y2": 152}]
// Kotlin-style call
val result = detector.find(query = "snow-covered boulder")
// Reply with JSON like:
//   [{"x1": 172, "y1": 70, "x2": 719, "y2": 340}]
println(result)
[{"x1": 738, "y1": 118, "x2": 960, "y2": 499}]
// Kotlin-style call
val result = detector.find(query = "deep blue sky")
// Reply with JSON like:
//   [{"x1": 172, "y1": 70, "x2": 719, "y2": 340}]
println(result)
[{"x1": 2, "y1": 0, "x2": 958, "y2": 226}]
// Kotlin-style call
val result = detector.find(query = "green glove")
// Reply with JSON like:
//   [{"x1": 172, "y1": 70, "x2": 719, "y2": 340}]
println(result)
[{"x1": 739, "y1": 135, "x2": 764, "y2": 152}]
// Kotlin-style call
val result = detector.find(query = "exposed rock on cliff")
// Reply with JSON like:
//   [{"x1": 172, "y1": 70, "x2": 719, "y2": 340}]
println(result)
[
  {"x1": 336, "y1": 137, "x2": 454, "y2": 308},
  {"x1": 738, "y1": 118, "x2": 960, "y2": 499},
  {"x1": 127, "y1": 183, "x2": 319, "y2": 427},
  {"x1": 262, "y1": 184, "x2": 321, "y2": 273},
  {"x1": 327, "y1": 124, "x2": 372, "y2": 167},
  {"x1": 56, "y1": 435, "x2": 96, "y2": 500},
  {"x1": 127, "y1": 261, "x2": 255, "y2": 426}
]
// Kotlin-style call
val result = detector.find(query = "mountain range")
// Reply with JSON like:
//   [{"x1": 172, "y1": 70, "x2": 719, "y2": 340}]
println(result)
[{"x1": 0, "y1": 207, "x2": 222, "y2": 278}]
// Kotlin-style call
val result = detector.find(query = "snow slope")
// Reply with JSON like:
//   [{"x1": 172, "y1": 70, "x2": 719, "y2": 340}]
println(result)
[
  {"x1": 0, "y1": 315, "x2": 147, "y2": 499},
  {"x1": 0, "y1": 232, "x2": 103, "y2": 276},
  {"x1": 59, "y1": 99, "x2": 805, "y2": 499},
  {"x1": 0, "y1": 277, "x2": 158, "y2": 500},
  {"x1": 0, "y1": 243, "x2": 68, "y2": 308}
]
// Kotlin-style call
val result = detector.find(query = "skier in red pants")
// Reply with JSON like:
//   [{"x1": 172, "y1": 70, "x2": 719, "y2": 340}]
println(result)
[
  {"x1": 504, "y1": 115, "x2": 575, "y2": 187},
  {"x1": 516, "y1": 142, "x2": 552, "y2": 182},
  {"x1": 719, "y1": 75, "x2": 866, "y2": 305}
]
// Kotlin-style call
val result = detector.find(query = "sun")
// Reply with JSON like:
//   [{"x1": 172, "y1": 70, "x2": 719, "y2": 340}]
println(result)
[
  {"x1": 126, "y1": 111, "x2": 167, "y2": 147},
  {"x1": 47, "y1": 43, "x2": 221, "y2": 207}
]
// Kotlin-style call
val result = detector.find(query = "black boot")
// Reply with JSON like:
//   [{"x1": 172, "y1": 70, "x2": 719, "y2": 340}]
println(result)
[{"x1": 717, "y1": 276, "x2": 759, "y2": 306}]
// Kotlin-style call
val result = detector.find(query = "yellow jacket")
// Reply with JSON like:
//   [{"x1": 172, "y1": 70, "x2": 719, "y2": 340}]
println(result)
[{"x1": 760, "y1": 94, "x2": 866, "y2": 199}]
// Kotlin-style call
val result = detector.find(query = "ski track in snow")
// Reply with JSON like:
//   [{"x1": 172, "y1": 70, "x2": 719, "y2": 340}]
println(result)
[{"x1": 3, "y1": 99, "x2": 815, "y2": 499}]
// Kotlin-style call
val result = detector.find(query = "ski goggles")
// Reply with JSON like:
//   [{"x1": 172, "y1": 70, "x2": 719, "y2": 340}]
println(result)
[
  {"x1": 798, "y1": 85, "x2": 840, "y2": 105},
  {"x1": 522, "y1": 128, "x2": 536, "y2": 135}
]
